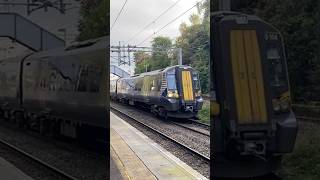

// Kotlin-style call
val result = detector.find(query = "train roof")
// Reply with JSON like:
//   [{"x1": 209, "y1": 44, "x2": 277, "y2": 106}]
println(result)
[
  {"x1": 0, "y1": 36, "x2": 108, "y2": 63},
  {"x1": 118, "y1": 65, "x2": 194, "y2": 81}
]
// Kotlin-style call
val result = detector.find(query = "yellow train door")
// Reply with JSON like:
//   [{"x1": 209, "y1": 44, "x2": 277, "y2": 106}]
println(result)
[
  {"x1": 181, "y1": 70, "x2": 194, "y2": 101},
  {"x1": 230, "y1": 30, "x2": 268, "y2": 124}
]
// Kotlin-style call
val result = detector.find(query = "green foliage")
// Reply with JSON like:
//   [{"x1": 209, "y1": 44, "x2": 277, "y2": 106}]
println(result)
[
  {"x1": 151, "y1": 36, "x2": 174, "y2": 70},
  {"x1": 134, "y1": 36, "x2": 174, "y2": 74},
  {"x1": 77, "y1": 0, "x2": 109, "y2": 41},
  {"x1": 176, "y1": 0, "x2": 210, "y2": 93},
  {"x1": 198, "y1": 100, "x2": 210, "y2": 124},
  {"x1": 280, "y1": 122, "x2": 320, "y2": 179},
  {"x1": 134, "y1": 52, "x2": 152, "y2": 74}
]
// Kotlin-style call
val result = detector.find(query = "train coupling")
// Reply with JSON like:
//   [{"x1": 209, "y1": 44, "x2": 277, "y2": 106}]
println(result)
[
  {"x1": 242, "y1": 141, "x2": 266, "y2": 155},
  {"x1": 184, "y1": 105, "x2": 194, "y2": 112}
]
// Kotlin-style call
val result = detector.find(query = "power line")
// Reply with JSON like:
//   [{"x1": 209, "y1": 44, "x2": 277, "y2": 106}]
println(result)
[
  {"x1": 125, "y1": 0, "x2": 182, "y2": 44},
  {"x1": 136, "y1": 0, "x2": 204, "y2": 46},
  {"x1": 111, "y1": 0, "x2": 128, "y2": 31}
]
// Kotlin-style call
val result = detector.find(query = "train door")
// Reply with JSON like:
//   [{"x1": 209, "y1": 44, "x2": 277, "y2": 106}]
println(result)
[
  {"x1": 230, "y1": 30, "x2": 268, "y2": 124},
  {"x1": 181, "y1": 70, "x2": 194, "y2": 102}
]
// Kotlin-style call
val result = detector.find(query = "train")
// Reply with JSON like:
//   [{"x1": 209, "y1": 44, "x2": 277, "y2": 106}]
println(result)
[
  {"x1": 0, "y1": 37, "x2": 108, "y2": 144},
  {"x1": 110, "y1": 65, "x2": 203, "y2": 119},
  {"x1": 210, "y1": 12, "x2": 298, "y2": 178}
]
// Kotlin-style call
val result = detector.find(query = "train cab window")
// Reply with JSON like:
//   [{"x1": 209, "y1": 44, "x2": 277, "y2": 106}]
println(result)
[
  {"x1": 135, "y1": 78, "x2": 142, "y2": 91},
  {"x1": 192, "y1": 72, "x2": 200, "y2": 90},
  {"x1": 88, "y1": 66, "x2": 101, "y2": 93},
  {"x1": 151, "y1": 80, "x2": 156, "y2": 91},
  {"x1": 167, "y1": 74, "x2": 177, "y2": 90},
  {"x1": 267, "y1": 47, "x2": 286, "y2": 87}
]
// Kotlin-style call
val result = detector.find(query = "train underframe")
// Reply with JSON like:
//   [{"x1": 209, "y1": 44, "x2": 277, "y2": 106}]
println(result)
[
  {"x1": 0, "y1": 105, "x2": 107, "y2": 151},
  {"x1": 113, "y1": 96, "x2": 203, "y2": 120}
]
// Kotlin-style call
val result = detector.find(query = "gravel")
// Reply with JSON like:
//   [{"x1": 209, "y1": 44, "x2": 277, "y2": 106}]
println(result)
[
  {"x1": 173, "y1": 121, "x2": 210, "y2": 136},
  {"x1": 111, "y1": 102, "x2": 210, "y2": 178},
  {"x1": 0, "y1": 120, "x2": 108, "y2": 180}
]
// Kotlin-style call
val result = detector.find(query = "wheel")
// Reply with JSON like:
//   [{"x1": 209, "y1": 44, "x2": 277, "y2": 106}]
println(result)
[{"x1": 158, "y1": 107, "x2": 168, "y2": 120}]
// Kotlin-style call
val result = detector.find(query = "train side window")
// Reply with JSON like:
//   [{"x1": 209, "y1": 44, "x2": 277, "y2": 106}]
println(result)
[
  {"x1": 77, "y1": 65, "x2": 88, "y2": 92},
  {"x1": 192, "y1": 72, "x2": 200, "y2": 90},
  {"x1": 151, "y1": 78, "x2": 156, "y2": 91},
  {"x1": 89, "y1": 66, "x2": 101, "y2": 92}
]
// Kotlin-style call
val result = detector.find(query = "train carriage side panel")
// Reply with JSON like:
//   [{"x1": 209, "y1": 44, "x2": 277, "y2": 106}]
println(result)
[
  {"x1": 0, "y1": 56, "x2": 26, "y2": 109},
  {"x1": 22, "y1": 38, "x2": 108, "y2": 129}
]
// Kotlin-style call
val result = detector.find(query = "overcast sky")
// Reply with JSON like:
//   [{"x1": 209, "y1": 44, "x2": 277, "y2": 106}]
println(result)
[{"x1": 110, "y1": 0, "x2": 201, "y2": 75}]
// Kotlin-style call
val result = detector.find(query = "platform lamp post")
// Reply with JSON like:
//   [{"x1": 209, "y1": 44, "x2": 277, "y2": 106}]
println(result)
[{"x1": 57, "y1": 28, "x2": 67, "y2": 45}]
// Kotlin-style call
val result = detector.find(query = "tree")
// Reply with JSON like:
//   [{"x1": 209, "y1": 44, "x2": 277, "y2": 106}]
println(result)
[
  {"x1": 151, "y1": 36, "x2": 174, "y2": 70},
  {"x1": 175, "y1": 0, "x2": 210, "y2": 93},
  {"x1": 134, "y1": 52, "x2": 152, "y2": 74},
  {"x1": 77, "y1": 0, "x2": 109, "y2": 41}
]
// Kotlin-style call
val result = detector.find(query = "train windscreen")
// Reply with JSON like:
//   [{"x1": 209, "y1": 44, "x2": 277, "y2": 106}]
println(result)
[{"x1": 167, "y1": 74, "x2": 177, "y2": 90}]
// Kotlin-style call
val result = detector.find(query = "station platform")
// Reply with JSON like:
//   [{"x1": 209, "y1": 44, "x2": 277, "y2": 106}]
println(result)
[
  {"x1": 110, "y1": 111, "x2": 207, "y2": 180},
  {"x1": 0, "y1": 157, "x2": 33, "y2": 180}
]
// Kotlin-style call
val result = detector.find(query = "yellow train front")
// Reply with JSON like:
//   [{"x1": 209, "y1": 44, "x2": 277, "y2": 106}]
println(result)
[
  {"x1": 210, "y1": 12, "x2": 298, "y2": 177},
  {"x1": 114, "y1": 65, "x2": 203, "y2": 119}
]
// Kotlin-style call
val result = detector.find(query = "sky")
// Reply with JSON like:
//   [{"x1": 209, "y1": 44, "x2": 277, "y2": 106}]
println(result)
[
  {"x1": 110, "y1": 0, "x2": 201, "y2": 75},
  {"x1": 0, "y1": 0, "x2": 80, "y2": 59}
]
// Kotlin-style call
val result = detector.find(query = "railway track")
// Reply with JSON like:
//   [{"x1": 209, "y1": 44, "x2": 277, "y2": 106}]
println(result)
[
  {"x1": 110, "y1": 106, "x2": 210, "y2": 163},
  {"x1": 0, "y1": 138, "x2": 77, "y2": 180},
  {"x1": 187, "y1": 119, "x2": 210, "y2": 128},
  {"x1": 170, "y1": 121, "x2": 210, "y2": 136}
]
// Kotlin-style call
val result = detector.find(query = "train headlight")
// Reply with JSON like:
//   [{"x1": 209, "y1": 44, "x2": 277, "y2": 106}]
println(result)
[
  {"x1": 273, "y1": 99, "x2": 290, "y2": 112},
  {"x1": 167, "y1": 90, "x2": 179, "y2": 98},
  {"x1": 280, "y1": 101, "x2": 290, "y2": 112},
  {"x1": 195, "y1": 90, "x2": 202, "y2": 97},
  {"x1": 272, "y1": 100, "x2": 281, "y2": 112}
]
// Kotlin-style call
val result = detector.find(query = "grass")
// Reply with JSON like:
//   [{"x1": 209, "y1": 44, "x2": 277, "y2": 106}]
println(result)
[
  {"x1": 279, "y1": 122, "x2": 320, "y2": 180},
  {"x1": 198, "y1": 100, "x2": 210, "y2": 125}
]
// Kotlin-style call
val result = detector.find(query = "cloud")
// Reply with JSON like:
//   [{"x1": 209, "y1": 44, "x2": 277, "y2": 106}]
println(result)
[{"x1": 110, "y1": 0, "x2": 199, "y2": 46}]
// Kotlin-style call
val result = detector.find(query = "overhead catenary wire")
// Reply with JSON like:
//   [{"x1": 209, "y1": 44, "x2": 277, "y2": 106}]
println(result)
[
  {"x1": 136, "y1": 0, "x2": 204, "y2": 46},
  {"x1": 111, "y1": 0, "x2": 129, "y2": 31},
  {"x1": 125, "y1": 0, "x2": 182, "y2": 44}
]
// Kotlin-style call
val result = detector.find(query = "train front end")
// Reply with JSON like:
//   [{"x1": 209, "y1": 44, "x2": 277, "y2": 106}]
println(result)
[
  {"x1": 211, "y1": 12, "x2": 298, "y2": 177},
  {"x1": 163, "y1": 66, "x2": 203, "y2": 119}
]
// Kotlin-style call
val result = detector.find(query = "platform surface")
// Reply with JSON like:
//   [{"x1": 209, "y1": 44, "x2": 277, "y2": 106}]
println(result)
[
  {"x1": 110, "y1": 111, "x2": 207, "y2": 180},
  {"x1": 110, "y1": 151, "x2": 128, "y2": 180},
  {"x1": 0, "y1": 157, "x2": 33, "y2": 180}
]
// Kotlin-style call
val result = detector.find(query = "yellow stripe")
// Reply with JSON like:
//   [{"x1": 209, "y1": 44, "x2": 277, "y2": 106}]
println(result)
[
  {"x1": 231, "y1": 30, "x2": 252, "y2": 124},
  {"x1": 230, "y1": 30, "x2": 267, "y2": 124},
  {"x1": 182, "y1": 71, "x2": 194, "y2": 101},
  {"x1": 246, "y1": 30, "x2": 267, "y2": 123}
]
